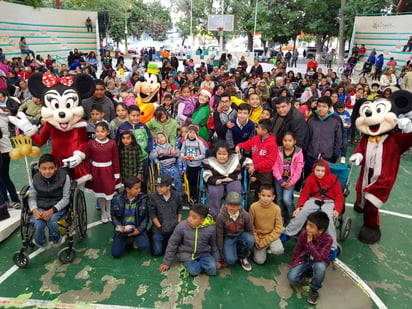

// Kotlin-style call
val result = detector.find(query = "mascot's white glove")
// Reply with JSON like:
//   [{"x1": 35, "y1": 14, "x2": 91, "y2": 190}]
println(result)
[
  {"x1": 349, "y1": 153, "x2": 363, "y2": 166},
  {"x1": 62, "y1": 154, "x2": 82, "y2": 168},
  {"x1": 8, "y1": 112, "x2": 38, "y2": 137},
  {"x1": 395, "y1": 117, "x2": 412, "y2": 133}
]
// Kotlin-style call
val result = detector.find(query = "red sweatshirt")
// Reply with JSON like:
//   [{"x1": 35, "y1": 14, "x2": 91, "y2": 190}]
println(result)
[
  {"x1": 297, "y1": 159, "x2": 344, "y2": 213},
  {"x1": 237, "y1": 134, "x2": 278, "y2": 173}
]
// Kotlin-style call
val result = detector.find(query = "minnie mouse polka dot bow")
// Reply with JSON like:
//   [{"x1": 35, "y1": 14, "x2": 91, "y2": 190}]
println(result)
[{"x1": 42, "y1": 73, "x2": 74, "y2": 87}]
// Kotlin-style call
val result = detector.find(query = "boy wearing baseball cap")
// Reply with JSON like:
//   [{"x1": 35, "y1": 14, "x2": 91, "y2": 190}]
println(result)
[
  {"x1": 148, "y1": 174, "x2": 182, "y2": 256},
  {"x1": 216, "y1": 192, "x2": 255, "y2": 271}
]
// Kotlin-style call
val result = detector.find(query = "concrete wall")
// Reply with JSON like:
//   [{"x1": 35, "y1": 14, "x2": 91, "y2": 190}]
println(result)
[{"x1": 0, "y1": 2, "x2": 98, "y2": 63}]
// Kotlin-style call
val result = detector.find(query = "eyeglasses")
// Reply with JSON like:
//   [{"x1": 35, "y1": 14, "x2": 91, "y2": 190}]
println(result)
[{"x1": 220, "y1": 100, "x2": 231, "y2": 103}]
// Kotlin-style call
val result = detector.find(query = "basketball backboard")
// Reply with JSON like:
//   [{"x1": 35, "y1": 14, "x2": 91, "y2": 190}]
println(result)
[{"x1": 207, "y1": 15, "x2": 234, "y2": 32}]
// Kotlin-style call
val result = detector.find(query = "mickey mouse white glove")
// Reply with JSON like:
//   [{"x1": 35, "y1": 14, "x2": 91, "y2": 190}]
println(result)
[
  {"x1": 8, "y1": 112, "x2": 38, "y2": 136},
  {"x1": 349, "y1": 153, "x2": 363, "y2": 166},
  {"x1": 62, "y1": 154, "x2": 82, "y2": 168},
  {"x1": 395, "y1": 117, "x2": 412, "y2": 133}
]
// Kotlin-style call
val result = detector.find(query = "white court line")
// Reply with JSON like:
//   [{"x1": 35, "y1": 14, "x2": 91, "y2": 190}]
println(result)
[
  {"x1": 334, "y1": 259, "x2": 388, "y2": 309},
  {"x1": 0, "y1": 212, "x2": 397, "y2": 308},
  {"x1": 345, "y1": 202, "x2": 412, "y2": 220},
  {"x1": 0, "y1": 297, "x2": 151, "y2": 309},
  {"x1": 0, "y1": 221, "x2": 103, "y2": 285}
]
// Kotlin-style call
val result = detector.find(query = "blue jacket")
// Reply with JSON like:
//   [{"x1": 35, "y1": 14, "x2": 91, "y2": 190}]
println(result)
[
  {"x1": 376, "y1": 54, "x2": 384, "y2": 68},
  {"x1": 111, "y1": 191, "x2": 149, "y2": 234}
]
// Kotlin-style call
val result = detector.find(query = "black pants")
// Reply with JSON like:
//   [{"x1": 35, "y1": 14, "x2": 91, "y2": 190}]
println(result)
[{"x1": 187, "y1": 166, "x2": 201, "y2": 201}]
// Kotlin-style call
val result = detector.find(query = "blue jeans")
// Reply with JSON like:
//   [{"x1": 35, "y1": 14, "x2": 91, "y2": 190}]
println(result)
[
  {"x1": 21, "y1": 49, "x2": 35, "y2": 58},
  {"x1": 223, "y1": 232, "x2": 255, "y2": 264},
  {"x1": 183, "y1": 253, "x2": 217, "y2": 276},
  {"x1": 275, "y1": 181, "x2": 295, "y2": 221},
  {"x1": 112, "y1": 230, "x2": 149, "y2": 258},
  {"x1": 287, "y1": 261, "x2": 327, "y2": 291},
  {"x1": 151, "y1": 232, "x2": 171, "y2": 256},
  {"x1": 30, "y1": 208, "x2": 67, "y2": 246}
]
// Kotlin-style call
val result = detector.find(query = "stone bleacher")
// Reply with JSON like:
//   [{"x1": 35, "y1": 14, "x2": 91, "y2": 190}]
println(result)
[
  {"x1": 0, "y1": 2, "x2": 98, "y2": 65},
  {"x1": 352, "y1": 14, "x2": 412, "y2": 72}
]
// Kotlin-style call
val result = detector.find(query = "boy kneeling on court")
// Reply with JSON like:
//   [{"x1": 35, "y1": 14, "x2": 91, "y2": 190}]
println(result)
[
  {"x1": 111, "y1": 177, "x2": 150, "y2": 258},
  {"x1": 216, "y1": 192, "x2": 255, "y2": 271},
  {"x1": 29, "y1": 154, "x2": 70, "y2": 249},
  {"x1": 159, "y1": 204, "x2": 221, "y2": 276},
  {"x1": 287, "y1": 211, "x2": 333, "y2": 305}
]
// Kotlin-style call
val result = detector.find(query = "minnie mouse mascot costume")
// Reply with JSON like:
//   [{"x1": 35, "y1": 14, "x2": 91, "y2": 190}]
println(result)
[
  {"x1": 350, "y1": 91, "x2": 412, "y2": 244},
  {"x1": 9, "y1": 72, "x2": 95, "y2": 184}
]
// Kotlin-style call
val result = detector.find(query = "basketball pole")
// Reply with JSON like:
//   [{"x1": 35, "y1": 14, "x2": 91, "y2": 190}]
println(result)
[
  {"x1": 219, "y1": 28, "x2": 224, "y2": 54},
  {"x1": 253, "y1": 0, "x2": 258, "y2": 55}
]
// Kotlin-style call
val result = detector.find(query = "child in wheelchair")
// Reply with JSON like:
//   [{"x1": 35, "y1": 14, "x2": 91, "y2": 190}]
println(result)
[
  {"x1": 28, "y1": 153, "x2": 71, "y2": 249},
  {"x1": 202, "y1": 141, "x2": 252, "y2": 219},
  {"x1": 281, "y1": 159, "x2": 343, "y2": 261},
  {"x1": 150, "y1": 132, "x2": 182, "y2": 194}
]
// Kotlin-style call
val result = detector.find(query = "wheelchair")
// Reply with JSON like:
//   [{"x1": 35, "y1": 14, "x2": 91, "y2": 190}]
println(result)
[
  {"x1": 329, "y1": 161, "x2": 353, "y2": 242},
  {"x1": 147, "y1": 161, "x2": 160, "y2": 197},
  {"x1": 199, "y1": 162, "x2": 252, "y2": 211},
  {"x1": 12, "y1": 163, "x2": 87, "y2": 268}
]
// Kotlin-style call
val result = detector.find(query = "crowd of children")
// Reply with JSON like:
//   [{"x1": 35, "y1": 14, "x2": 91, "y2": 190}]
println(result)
[{"x1": 3, "y1": 46, "x2": 408, "y2": 305}]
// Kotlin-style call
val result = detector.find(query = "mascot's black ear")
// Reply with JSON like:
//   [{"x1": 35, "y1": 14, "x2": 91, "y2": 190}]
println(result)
[
  {"x1": 73, "y1": 74, "x2": 96, "y2": 99},
  {"x1": 390, "y1": 90, "x2": 412, "y2": 115},
  {"x1": 28, "y1": 72, "x2": 46, "y2": 99}
]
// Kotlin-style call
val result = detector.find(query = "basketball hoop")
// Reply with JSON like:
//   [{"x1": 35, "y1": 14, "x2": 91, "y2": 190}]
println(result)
[{"x1": 217, "y1": 27, "x2": 224, "y2": 33}]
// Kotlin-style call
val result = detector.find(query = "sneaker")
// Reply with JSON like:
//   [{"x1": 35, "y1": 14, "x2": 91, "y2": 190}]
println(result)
[
  {"x1": 280, "y1": 233, "x2": 290, "y2": 243},
  {"x1": 340, "y1": 157, "x2": 346, "y2": 164},
  {"x1": 240, "y1": 258, "x2": 252, "y2": 271},
  {"x1": 8, "y1": 201, "x2": 21, "y2": 209},
  {"x1": 52, "y1": 235, "x2": 66, "y2": 248},
  {"x1": 307, "y1": 288, "x2": 319, "y2": 305},
  {"x1": 32, "y1": 239, "x2": 51, "y2": 249},
  {"x1": 329, "y1": 249, "x2": 338, "y2": 262}
]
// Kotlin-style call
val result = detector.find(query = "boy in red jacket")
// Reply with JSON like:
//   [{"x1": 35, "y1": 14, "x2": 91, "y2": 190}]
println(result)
[
  {"x1": 235, "y1": 119, "x2": 277, "y2": 194},
  {"x1": 281, "y1": 159, "x2": 343, "y2": 260}
]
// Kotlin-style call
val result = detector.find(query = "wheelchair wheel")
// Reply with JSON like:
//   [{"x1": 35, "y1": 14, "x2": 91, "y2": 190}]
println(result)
[
  {"x1": 182, "y1": 173, "x2": 191, "y2": 206},
  {"x1": 20, "y1": 199, "x2": 34, "y2": 247},
  {"x1": 13, "y1": 251, "x2": 30, "y2": 268},
  {"x1": 340, "y1": 217, "x2": 352, "y2": 241},
  {"x1": 147, "y1": 164, "x2": 155, "y2": 197},
  {"x1": 58, "y1": 247, "x2": 76, "y2": 264},
  {"x1": 73, "y1": 187, "x2": 87, "y2": 240}
]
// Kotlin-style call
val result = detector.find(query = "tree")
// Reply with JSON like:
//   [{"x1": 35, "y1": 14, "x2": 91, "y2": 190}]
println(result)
[
  {"x1": 173, "y1": 0, "x2": 213, "y2": 45},
  {"x1": 300, "y1": 0, "x2": 341, "y2": 59}
]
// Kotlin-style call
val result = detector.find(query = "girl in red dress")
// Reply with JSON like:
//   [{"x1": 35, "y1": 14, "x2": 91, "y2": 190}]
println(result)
[{"x1": 85, "y1": 122, "x2": 120, "y2": 223}]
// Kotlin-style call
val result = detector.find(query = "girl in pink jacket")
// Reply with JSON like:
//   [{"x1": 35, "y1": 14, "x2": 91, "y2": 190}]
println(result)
[{"x1": 272, "y1": 132, "x2": 304, "y2": 223}]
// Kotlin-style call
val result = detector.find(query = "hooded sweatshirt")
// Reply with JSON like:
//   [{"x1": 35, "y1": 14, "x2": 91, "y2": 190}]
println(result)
[
  {"x1": 306, "y1": 110, "x2": 343, "y2": 160},
  {"x1": 297, "y1": 159, "x2": 344, "y2": 213},
  {"x1": 162, "y1": 214, "x2": 220, "y2": 265}
]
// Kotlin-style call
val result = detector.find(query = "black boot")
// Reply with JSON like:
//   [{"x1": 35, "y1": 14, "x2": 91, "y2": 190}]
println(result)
[{"x1": 358, "y1": 225, "x2": 381, "y2": 244}]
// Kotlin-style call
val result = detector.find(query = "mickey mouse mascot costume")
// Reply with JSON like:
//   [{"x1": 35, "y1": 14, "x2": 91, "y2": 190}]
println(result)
[
  {"x1": 350, "y1": 91, "x2": 412, "y2": 244},
  {"x1": 9, "y1": 72, "x2": 95, "y2": 184}
]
